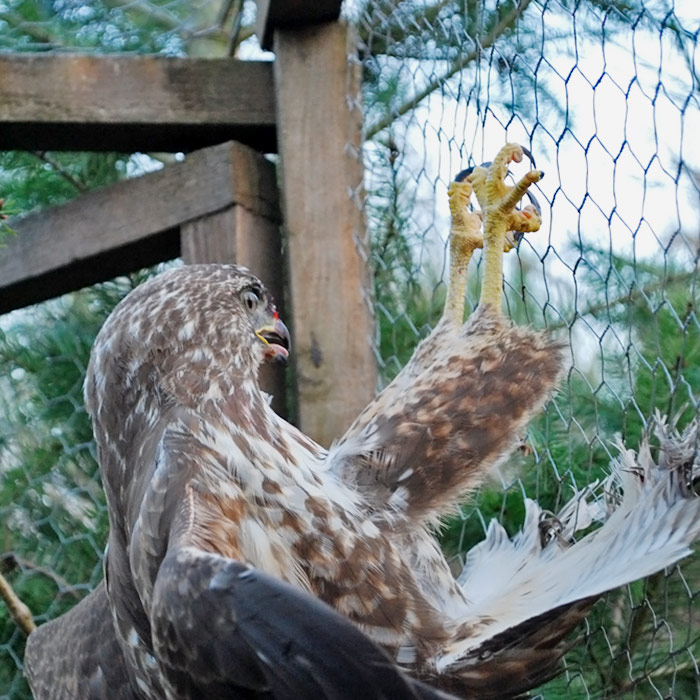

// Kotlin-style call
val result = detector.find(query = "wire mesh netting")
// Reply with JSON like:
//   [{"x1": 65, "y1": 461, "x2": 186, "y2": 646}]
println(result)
[
  {"x1": 354, "y1": 0, "x2": 700, "y2": 697},
  {"x1": 0, "y1": 0, "x2": 699, "y2": 698}
]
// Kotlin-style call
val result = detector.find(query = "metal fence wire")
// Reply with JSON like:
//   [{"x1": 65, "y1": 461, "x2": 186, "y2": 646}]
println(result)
[
  {"x1": 0, "y1": 0, "x2": 699, "y2": 698},
  {"x1": 355, "y1": 0, "x2": 700, "y2": 697}
]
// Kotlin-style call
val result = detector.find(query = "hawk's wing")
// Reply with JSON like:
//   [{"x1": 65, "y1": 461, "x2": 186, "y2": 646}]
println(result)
[
  {"x1": 133, "y1": 418, "x2": 454, "y2": 698},
  {"x1": 24, "y1": 582, "x2": 138, "y2": 700},
  {"x1": 150, "y1": 546, "x2": 453, "y2": 699},
  {"x1": 25, "y1": 554, "x2": 451, "y2": 700},
  {"x1": 328, "y1": 311, "x2": 564, "y2": 522},
  {"x1": 433, "y1": 599, "x2": 596, "y2": 699},
  {"x1": 431, "y1": 418, "x2": 700, "y2": 696}
]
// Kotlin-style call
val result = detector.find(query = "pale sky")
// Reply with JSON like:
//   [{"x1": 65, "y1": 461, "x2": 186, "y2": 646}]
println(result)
[{"x1": 363, "y1": 1, "x2": 699, "y2": 318}]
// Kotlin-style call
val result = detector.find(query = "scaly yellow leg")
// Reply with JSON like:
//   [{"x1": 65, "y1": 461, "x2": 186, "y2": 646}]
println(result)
[
  {"x1": 444, "y1": 175, "x2": 482, "y2": 325},
  {"x1": 469, "y1": 143, "x2": 543, "y2": 313}
]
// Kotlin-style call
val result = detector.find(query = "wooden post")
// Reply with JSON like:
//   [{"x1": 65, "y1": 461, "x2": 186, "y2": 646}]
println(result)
[
  {"x1": 180, "y1": 147, "x2": 287, "y2": 417},
  {"x1": 255, "y1": 0, "x2": 342, "y2": 50},
  {"x1": 273, "y1": 21, "x2": 377, "y2": 446}
]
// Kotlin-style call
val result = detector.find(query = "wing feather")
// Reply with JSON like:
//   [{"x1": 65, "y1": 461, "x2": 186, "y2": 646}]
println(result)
[
  {"x1": 329, "y1": 310, "x2": 565, "y2": 522},
  {"x1": 151, "y1": 546, "x2": 454, "y2": 700},
  {"x1": 25, "y1": 582, "x2": 138, "y2": 700}
]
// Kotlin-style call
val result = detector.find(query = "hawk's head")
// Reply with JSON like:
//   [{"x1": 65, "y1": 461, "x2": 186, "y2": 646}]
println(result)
[{"x1": 85, "y1": 264, "x2": 289, "y2": 429}]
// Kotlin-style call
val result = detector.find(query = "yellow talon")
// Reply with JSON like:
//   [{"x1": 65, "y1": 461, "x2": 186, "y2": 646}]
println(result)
[
  {"x1": 468, "y1": 143, "x2": 543, "y2": 313},
  {"x1": 444, "y1": 178, "x2": 482, "y2": 325},
  {"x1": 444, "y1": 144, "x2": 543, "y2": 324}
]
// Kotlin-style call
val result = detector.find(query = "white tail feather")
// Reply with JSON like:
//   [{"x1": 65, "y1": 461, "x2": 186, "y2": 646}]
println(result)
[{"x1": 437, "y1": 416, "x2": 700, "y2": 672}]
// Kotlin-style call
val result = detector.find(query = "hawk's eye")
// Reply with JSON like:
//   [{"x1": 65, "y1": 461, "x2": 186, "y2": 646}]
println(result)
[{"x1": 241, "y1": 289, "x2": 261, "y2": 312}]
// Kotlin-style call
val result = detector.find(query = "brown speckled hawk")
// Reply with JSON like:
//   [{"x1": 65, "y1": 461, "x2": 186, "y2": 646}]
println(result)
[{"x1": 25, "y1": 145, "x2": 700, "y2": 699}]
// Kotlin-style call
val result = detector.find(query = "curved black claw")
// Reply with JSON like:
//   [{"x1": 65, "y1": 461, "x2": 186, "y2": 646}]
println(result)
[
  {"x1": 512, "y1": 191, "x2": 542, "y2": 240},
  {"x1": 520, "y1": 144, "x2": 537, "y2": 170},
  {"x1": 454, "y1": 167, "x2": 473, "y2": 183},
  {"x1": 455, "y1": 145, "x2": 537, "y2": 183},
  {"x1": 524, "y1": 190, "x2": 541, "y2": 216},
  {"x1": 453, "y1": 161, "x2": 492, "y2": 183}
]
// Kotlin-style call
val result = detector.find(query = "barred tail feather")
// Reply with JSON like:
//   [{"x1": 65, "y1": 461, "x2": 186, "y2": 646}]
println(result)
[{"x1": 437, "y1": 416, "x2": 700, "y2": 674}]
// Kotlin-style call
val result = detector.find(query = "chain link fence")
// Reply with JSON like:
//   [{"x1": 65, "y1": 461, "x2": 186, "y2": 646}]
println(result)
[{"x1": 1, "y1": 0, "x2": 699, "y2": 698}]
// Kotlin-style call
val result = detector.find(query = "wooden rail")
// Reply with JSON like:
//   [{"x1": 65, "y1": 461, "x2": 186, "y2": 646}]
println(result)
[
  {"x1": 0, "y1": 55, "x2": 276, "y2": 152},
  {"x1": 0, "y1": 141, "x2": 280, "y2": 313}
]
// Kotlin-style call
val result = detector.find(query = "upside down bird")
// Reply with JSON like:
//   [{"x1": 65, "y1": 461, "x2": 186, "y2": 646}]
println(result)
[{"x1": 25, "y1": 144, "x2": 700, "y2": 699}]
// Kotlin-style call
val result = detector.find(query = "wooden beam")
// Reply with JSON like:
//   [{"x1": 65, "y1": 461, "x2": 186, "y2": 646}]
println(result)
[
  {"x1": 0, "y1": 55, "x2": 276, "y2": 152},
  {"x1": 255, "y1": 0, "x2": 342, "y2": 50},
  {"x1": 0, "y1": 141, "x2": 280, "y2": 313},
  {"x1": 273, "y1": 21, "x2": 377, "y2": 446}
]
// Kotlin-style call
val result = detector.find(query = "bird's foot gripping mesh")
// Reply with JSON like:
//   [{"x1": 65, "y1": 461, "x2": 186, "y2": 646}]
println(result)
[
  {"x1": 444, "y1": 176, "x2": 481, "y2": 325},
  {"x1": 467, "y1": 143, "x2": 543, "y2": 312},
  {"x1": 444, "y1": 143, "x2": 544, "y2": 324}
]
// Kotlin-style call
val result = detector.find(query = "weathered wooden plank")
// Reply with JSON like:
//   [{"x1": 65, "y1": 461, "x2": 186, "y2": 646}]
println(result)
[
  {"x1": 181, "y1": 205, "x2": 287, "y2": 416},
  {"x1": 181, "y1": 208, "x2": 239, "y2": 265},
  {"x1": 273, "y1": 21, "x2": 377, "y2": 446},
  {"x1": 0, "y1": 141, "x2": 280, "y2": 313},
  {"x1": 255, "y1": 0, "x2": 342, "y2": 50},
  {"x1": 0, "y1": 55, "x2": 276, "y2": 152},
  {"x1": 0, "y1": 228, "x2": 182, "y2": 315}
]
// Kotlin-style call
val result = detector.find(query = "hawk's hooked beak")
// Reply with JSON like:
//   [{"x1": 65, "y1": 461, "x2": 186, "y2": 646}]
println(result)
[{"x1": 255, "y1": 311, "x2": 291, "y2": 367}]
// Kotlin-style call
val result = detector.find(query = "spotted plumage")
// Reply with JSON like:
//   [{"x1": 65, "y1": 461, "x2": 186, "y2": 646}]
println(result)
[{"x1": 25, "y1": 145, "x2": 700, "y2": 699}]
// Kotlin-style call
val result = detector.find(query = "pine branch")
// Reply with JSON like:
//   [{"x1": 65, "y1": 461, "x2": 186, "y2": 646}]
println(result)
[
  {"x1": 101, "y1": 0, "x2": 181, "y2": 32},
  {"x1": 357, "y1": 0, "x2": 453, "y2": 58},
  {"x1": 610, "y1": 571, "x2": 664, "y2": 692},
  {"x1": 30, "y1": 152, "x2": 88, "y2": 194},
  {"x1": 548, "y1": 270, "x2": 697, "y2": 330},
  {"x1": 615, "y1": 657, "x2": 700, "y2": 693},
  {"x1": 102, "y1": 0, "x2": 253, "y2": 54},
  {"x1": 0, "y1": 569, "x2": 35, "y2": 636},
  {"x1": 365, "y1": 0, "x2": 535, "y2": 139},
  {"x1": 0, "y1": 10, "x2": 62, "y2": 46},
  {"x1": 0, "y1": 553, "x2": 82, "y2": 601}
]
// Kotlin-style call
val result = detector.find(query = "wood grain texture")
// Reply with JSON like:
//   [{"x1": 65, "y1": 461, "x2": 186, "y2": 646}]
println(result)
[
  {"x1": 255, "y1": 0, "x2": 342, "y2": 49},
  {"x1": 273, "y1": 21, "x2": 377, "y2": 446},
  {"x1": 0, "y1": 55, "x2": 276, "y2": 152},
  {"x1": 181, "y1": 208, "x2": 240, "y2": 266},
  {"x1": 0, "y1": 142, "x2": 280, "y2": 313}
]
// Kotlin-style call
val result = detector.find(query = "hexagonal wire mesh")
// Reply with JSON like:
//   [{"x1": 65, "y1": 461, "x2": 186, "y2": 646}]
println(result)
[
  {"x1": 353, "y1": 0, "x2": 699, "y2": 697},
  {"x1": 0, "y1": 0, "x2": 698, "y2": 698}
]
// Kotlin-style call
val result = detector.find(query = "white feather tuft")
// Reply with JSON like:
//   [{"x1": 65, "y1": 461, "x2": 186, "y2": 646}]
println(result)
[{"x1": 438, "y1": 416, "x2": 700, "y2": 672}]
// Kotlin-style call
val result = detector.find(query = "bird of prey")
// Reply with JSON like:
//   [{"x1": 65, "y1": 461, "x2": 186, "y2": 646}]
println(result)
[{"x1": 25, "y1": 144, "x2": 700, "y2": 699}]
